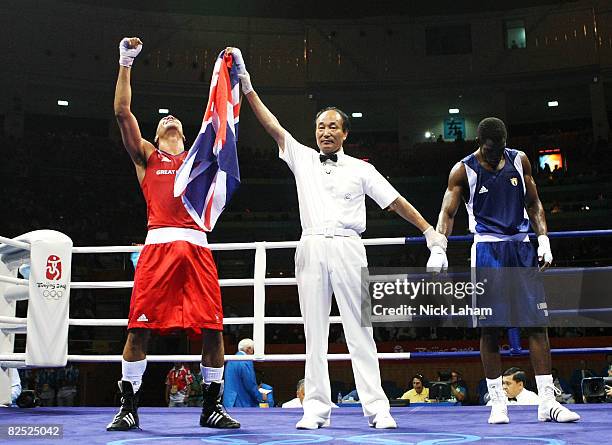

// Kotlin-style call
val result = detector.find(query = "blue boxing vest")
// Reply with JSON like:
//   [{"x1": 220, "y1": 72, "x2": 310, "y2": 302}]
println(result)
[{"x1": 462, "y1": 149, "x2": 530, "y2": 236}]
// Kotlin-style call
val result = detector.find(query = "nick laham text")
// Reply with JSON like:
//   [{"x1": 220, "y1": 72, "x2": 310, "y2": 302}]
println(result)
[{"x1": 372, "y1": 304, "x2": 492, "y2": 317}]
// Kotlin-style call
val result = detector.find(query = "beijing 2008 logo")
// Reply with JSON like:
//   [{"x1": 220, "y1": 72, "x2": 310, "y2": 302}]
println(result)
[{"x1": 45, "y1": 255, "x2": 62, "y2": 280}]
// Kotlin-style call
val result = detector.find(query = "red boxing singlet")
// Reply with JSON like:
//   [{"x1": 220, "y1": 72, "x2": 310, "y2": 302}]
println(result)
[
  {"x1": 141, "y1": 149, "x2": 204, "y2": 231},
  {"x1": 127, "y1": 148, "x2": 223, "y2": 336}
]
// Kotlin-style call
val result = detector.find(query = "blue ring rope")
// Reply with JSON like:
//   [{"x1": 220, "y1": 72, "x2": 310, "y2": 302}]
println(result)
[
  {"x1": 406, "y1": 347, "x2": 612, "y2": 359},
  {"x1": 404, "y1": 228, "x2": 612, "y2": 244}
]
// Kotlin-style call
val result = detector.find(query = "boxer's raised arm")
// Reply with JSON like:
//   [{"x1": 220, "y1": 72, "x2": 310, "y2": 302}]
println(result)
[{"x1": 114, "y1": 37, "x2": 155, "y2": 170}]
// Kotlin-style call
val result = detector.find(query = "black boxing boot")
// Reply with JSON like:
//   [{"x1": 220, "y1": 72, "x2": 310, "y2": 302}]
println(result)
[
  {"x1": 200, "y1": 381, "x2": 240, "y2": 429},
  {"x1": 106, "y1": 381, "x2": 141, "y2": 431}
]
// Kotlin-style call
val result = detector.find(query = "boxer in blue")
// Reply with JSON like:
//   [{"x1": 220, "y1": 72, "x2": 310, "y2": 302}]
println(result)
[{"x1": 428, "y1": 117, "x2": 580, "y2": 424}]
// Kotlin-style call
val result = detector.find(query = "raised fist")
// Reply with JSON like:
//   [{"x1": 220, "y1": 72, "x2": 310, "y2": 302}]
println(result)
[{"x1": 119, "y1": 37, "x2": 143, "y2": 68}]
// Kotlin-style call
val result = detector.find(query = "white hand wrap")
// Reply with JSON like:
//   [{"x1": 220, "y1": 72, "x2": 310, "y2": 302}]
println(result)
[
  {"x1": 119, "y1": 38, "x2": 142, "y2": 68},
  {"x1": 537, "y1": 235, "x2": 553, "y2": 264},
  {"x1": 230, "y1": 48, "x2": 247, "y2": 75},
  {"x1": 427, "y1": 246, "x2": 448, "y2": 273},
  {"x1": 423, "y1": 226, "x2": 448, "y2": 251},
  {"x1": 238, "y1": 72, "x2": 254, "y2": 95}
]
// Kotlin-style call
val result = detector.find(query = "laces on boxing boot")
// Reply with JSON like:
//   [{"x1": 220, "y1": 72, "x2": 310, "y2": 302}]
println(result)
[
  {"x1": 538, "y1": 385, "x2": 580, "y2": 422},
  {"x1": 106, "y1": 381, "x2": 140, "y2": 431},
  {"x1": 200, "y1": 382, "x2": 240, "y2": 429}
]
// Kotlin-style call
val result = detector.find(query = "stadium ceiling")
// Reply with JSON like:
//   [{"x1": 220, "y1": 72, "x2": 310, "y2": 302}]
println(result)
[{"x1": 61, "y1": 0, "x2": 575, "y2": 19}]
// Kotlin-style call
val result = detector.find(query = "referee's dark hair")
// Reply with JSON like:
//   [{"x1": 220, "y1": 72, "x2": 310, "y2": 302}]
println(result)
[
  {"x1": 477, "y1": 117, "x2": 507, "y2": 145},
  {"x1": 315, "y1": 107, "x2": 351, "y2": 132},
  {"x1": 503, "y1": 367, "x2": 527, "y2": 384}
]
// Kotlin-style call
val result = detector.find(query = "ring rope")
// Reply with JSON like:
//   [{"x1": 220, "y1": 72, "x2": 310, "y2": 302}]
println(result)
[
  {"x1": 66, "y1": 229, "x2": 612, "y2": 254},
  {"x1": 0, "y1": 235, "x2": 31, "y2": 252},
  {"x1": 405, "y1": 229, "x2": 612, "y2": 244}
]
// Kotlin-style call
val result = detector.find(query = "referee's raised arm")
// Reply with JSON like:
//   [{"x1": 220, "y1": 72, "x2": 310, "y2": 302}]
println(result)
[{"x1": 225, "y1": 47, "x2": 287, "y2": 150}]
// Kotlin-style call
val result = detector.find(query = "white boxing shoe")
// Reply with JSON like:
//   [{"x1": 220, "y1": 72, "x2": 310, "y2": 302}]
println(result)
[
  {"x1": 538, "y1": 386, "x2": 580, "y2": 422},
  {"x1": 368, "y1": 412, "x2": 397, "y2": 429},
  {"x1": 295, "y1": 415, "x2": 330, "y2": 430},
  {"x1": 488, "y1": 402, "x2": 510, "y2": 424},
  {"x1": 487, "y1": 388, "x2": 509, "y2": 424}
]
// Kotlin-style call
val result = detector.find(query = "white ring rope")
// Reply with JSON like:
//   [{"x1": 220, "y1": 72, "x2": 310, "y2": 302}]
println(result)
[
  {"x1": 69, "y1": 277, "x2": 297, "y2": 289},
  {"x1": 0, "y1": 235, "x2": 31, "y2": 252},
  {"x1": 0, "y1": 353, "x2": 411, "y2": 363},
  {"x1": 0, "y1": 316, "x2": 26, "y2": 325},
  {"x1": 0, "y1": 316, "x2": 344, "y2": 327},
  {"x1": 0, "y1": 276, "x2": 28, "y2": 286},
  {"x1": 70, "y1": 237, "x2": 407, "y2": 254}
]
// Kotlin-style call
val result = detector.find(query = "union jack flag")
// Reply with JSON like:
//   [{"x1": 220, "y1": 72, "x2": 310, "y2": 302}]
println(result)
[{"x1": 174, "y1": 51, "x2": 241, "y2": 231}]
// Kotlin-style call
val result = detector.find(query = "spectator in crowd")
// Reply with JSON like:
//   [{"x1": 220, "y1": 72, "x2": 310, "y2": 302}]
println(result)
[
  {"x1": 450, "y1": 370, "x2": 468, "y2": 403},
  {"x1": 165, "y1": 363, "x2": 194, "y2": 407},
  {"x1": 282, "y1": 379, "x2": 305, "y2": 408},
  {"x1": 552, "y1": 368, "x2": 574, "y2": 404},
  {"x1": 223, "y1": 339, "x2": 266, "y2": 408},
  {"x1": 39, "y1": 383, "x2": 56, "y2": 407},
  {"x1": 487, "y1": 367, "x2": 539, "y2": 405},
  {"x1": 570, "y1": 360, "x2": 596, "y2": 401},
  {"x1": 56, "y1": 364, "x2": 79, "y2": 406},
  {"x1": 188, "y1": 365, "x2": 204, "y2": 407},
  {"x1": 400, "y1": 374, "x2": 429, "y2": 403},
  {"x1": 56, "y1": 379, "x2": 78, "y2": 406},
  {"x1": 255, "y1": 370, "x2": 275, "y2": 407},
  {"x1": 36, "y1": 368, "x2": 57, "y2": 393}
]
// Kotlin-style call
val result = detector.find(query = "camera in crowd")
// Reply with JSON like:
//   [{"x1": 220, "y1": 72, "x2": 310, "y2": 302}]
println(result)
[
  {"x1": 429, "y1": 370, "x2": 452, "y2": 402},
  {"x1": 581, "y1": 376, "x2": 612, "y2": 403}
]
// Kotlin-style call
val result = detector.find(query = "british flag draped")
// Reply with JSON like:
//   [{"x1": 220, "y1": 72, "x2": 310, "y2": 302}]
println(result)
[{"x1": 174, "y1": 51, "x2": 241, "y2": 231}]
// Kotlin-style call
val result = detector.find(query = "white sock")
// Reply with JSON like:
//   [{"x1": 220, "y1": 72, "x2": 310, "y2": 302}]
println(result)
[
  {"x1": 121, "y1": 358, "x2": 147, "y2": 393},
  {"x1": 535, "y1": 374, "x2": 554, "y2": 401},
  {"x1": 201, "y1": 365, "x2": 224, "y2": 385},
  {"x1": 487, "y1": 377, "x2": 504, "y2": 401}
]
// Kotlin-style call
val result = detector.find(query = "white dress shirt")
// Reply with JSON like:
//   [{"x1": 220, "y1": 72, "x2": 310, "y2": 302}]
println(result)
[
  {"x1": 279, "y1": 132, "x2": 399, "y2": 234},
  {"x1": 510, "y1": 388, "x2": 540, "y2": 405},
  {"x1": 487, "y1": 387, "x2": 540, "y2": 406},
  {"x1": 281, "y1": 397, "x2": 303, "y2": 408}
]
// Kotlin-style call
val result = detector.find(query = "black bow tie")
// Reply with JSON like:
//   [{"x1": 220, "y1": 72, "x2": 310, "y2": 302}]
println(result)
[
  {"x1": 320, "y1": 153, "x2": 338, "y2": 163},
  {"x1": 508, "y1": 397, "x2": 517, "y2": 402}
]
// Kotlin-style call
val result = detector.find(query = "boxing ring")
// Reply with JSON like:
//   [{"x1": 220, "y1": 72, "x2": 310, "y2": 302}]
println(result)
[{"x1": 0, "y1": 229, "x2": 611, "y2": 444}]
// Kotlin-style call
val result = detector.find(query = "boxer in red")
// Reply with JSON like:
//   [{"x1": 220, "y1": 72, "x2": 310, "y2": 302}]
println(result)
[{"x1": 106, "y1": 37, "x2": 239, "y2": 432}]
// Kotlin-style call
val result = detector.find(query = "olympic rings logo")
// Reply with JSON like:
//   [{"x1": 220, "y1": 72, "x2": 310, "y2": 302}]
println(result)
[{"x1": 42, "y1": 289, "x2": 63, "y2": 300}]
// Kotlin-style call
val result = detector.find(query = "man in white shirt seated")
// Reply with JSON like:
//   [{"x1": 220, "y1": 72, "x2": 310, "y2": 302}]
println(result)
[
  {"x1": 282, "y1": 379, "x2": 305, "y2": 408},
  {"x1": 487, "y1": 367, "x2": 539, "y2": 405},
  {"x1": 0, "y1": 368, "x2": 22, "y2": 406}
]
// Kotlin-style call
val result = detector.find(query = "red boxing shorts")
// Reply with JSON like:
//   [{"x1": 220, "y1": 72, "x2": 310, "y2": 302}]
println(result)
[{"x1": 127, "y1": 240, "x2": 223, "y2": 337}]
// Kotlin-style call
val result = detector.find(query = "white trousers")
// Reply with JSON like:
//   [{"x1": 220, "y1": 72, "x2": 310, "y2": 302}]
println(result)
[{"x1": 296, "y1": 235, "x2": 390, "y2": 418}]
